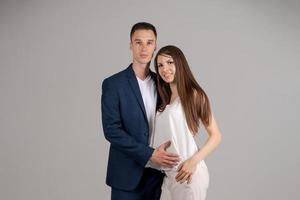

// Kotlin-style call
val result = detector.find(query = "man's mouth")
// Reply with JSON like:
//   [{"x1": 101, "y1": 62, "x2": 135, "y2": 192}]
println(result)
[{"x1": 140, "y1": 54, "x2": 148, "y2": 58}]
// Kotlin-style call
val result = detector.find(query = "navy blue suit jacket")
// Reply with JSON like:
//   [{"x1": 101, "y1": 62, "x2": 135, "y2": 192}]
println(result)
[{"x1": 101, "y1": 64, "x2": 159, "y2": 191}]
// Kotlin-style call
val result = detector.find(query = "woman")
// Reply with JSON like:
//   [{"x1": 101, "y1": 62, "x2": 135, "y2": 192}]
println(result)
[{"x1": 149, "y1": 45, "x2": 222, "y2": 200}]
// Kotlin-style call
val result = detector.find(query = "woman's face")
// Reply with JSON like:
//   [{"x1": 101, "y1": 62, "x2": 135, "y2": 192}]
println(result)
[{"x1": 157, "y1": 54, "x2": 176, "y2": 83}]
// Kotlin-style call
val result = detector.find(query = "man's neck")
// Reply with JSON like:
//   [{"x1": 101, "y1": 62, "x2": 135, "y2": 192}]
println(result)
[{"x1": 132, "y1": 62, "x2": 150, "y2": 80}]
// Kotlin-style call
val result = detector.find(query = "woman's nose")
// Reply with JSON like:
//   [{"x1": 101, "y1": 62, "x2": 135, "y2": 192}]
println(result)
[{"x1": 162, "y1": 65, "x2": 168, "y2": 72}]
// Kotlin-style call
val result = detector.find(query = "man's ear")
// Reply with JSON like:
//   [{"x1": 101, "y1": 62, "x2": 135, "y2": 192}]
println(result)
[{"x1": 129, "y1": 42, "x2": 132, "y2": 50}]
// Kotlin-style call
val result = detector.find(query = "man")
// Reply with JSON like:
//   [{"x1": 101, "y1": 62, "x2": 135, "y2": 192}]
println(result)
[{"x1": 101, "y1": 22, "x2": 180, "y2": 200}]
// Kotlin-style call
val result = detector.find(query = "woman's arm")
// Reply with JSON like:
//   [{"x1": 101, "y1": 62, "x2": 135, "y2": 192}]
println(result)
[
  {"x1": 175, "y1": 112, "x2": 222, "y2": 183},
  {"x1": 192, "y1": 112, "x2": 222, "y2": 163}
]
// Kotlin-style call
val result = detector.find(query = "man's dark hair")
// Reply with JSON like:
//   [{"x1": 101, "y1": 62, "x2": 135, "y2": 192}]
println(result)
[{"x1": 130, "y1": 22, "x2": 157, "y2": 40}]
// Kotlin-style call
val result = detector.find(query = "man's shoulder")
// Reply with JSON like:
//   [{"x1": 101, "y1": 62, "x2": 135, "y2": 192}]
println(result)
[
  {"x1": 102, "y1": 66, "x2": 130, "y2": 87},
  {"x1": 104, "y1": 70, "x2": 125, "y2": 81},
  {"x1": 104, "y1": 68, "x2": 128, "y2": 82}
]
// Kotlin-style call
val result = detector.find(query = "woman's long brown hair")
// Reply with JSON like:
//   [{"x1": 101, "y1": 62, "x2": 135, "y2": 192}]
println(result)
[{"x1": 154, "y1": 45, "x2": 211, "y2": 135}]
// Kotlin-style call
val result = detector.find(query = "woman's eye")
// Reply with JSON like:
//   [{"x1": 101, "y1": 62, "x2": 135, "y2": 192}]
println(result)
[{"x1": 168, "y1": 61, "x2": 174, "y2": 64}]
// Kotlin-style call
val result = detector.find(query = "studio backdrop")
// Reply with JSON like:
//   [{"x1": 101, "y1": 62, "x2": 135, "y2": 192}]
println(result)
[{"x1": 1, "y1": 0, "x2": 299, "y2": 199}]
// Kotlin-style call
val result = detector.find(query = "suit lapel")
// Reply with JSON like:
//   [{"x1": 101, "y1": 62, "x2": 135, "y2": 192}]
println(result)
[
  {"x1": 149, "y1": 70, "x2": 160, "y2": 110},
  {"x1": 126, "y1": 65, "x2": 148, "y2": 123}
]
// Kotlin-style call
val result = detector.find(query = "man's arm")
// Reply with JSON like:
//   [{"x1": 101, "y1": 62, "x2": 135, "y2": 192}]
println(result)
[{"x1": 101, "y1": 79, "x2": 154, "y2": 166}]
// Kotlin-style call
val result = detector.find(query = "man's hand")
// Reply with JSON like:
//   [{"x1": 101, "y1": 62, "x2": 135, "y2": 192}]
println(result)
[{"x1": 150, "y1": 141, "x2": 180, "y2": 168}]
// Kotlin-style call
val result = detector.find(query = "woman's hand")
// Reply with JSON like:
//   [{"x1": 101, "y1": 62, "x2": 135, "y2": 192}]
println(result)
[{"x1": 175, "y1": 157, "x2": 198, "y2": 184}]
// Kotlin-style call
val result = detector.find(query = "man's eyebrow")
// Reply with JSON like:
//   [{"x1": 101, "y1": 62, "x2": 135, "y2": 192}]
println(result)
[{"x1": 133, "y1": 38, "x2": 155, "y2": 43}]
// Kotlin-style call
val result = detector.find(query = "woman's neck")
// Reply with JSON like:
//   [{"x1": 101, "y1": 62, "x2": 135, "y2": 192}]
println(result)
[{"x1": 170, "y1": 83, "x2": 178, "y2": 100}]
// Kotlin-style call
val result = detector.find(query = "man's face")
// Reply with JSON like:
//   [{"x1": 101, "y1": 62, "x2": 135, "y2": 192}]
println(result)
[{"x1": 130, "y1": 29, "x2": 157, "y2": 65}]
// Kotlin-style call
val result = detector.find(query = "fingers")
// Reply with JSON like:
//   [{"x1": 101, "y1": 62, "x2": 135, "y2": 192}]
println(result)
[
  {"x1": 159, "y1": 140, "x2": 171, "y2": 150},
  {"x1": 162, "y1": 154, "x2": 180, "y2": 167},
  {"x1": 158, "y1": 141, "x2": 180, "y2": 159},
  {"x1": 152, "y1": 154, "x2": 179, "y2": 168},
  {"x1": 176, "y1": 167, "x2": 193, "y2": 184},
  {"x1": 165, "y1": 154, "x2": 180, "y2": 164},
  {"x1": 180, "y1": 173, "x2": 190, "y2": 184},
  {"x1": 161, "y1": 156, "x2": 180, "y2": 168},
  {"x1": 177, "y1": 163, "x2": 183, "y2": 172},
  {"x1": 154, "y1": 141, "x2": 181, "y2": 167},
  {"x1": 165, "y1": 154, "x2": 180, "y2": 163},
  {"x1": 187, "y1": 174, "x2": 192, "y2": 184},
  {"x1": 164, "y1": 140, "x2": 171, "y2": 150},
  {"x1": 175, "y1": 169, "x2": 185, "y2": 180},
  {"x1": 176, "y1": 172, "x2": 191, "y2": 183},
  {"x1": 165, "y1": 152, "x2": 180, "y2": 159}
]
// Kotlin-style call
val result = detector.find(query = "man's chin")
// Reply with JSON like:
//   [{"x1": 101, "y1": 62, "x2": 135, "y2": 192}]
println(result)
[{"x1": 138, "y1": 60, "x2": 151, "y2": 65}]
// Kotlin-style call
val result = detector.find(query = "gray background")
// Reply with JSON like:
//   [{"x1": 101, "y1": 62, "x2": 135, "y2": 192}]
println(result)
[{"x1": 1, "y1": 0, "x2": 299, "y2": 199}]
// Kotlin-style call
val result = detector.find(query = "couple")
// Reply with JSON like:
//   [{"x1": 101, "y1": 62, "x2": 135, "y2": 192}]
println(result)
[{"x1": 101, "y1": 22, "x2": 222, "y2": 200}]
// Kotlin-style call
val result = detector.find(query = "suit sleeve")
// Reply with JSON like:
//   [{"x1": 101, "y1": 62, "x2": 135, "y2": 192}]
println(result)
[{"x1": 101, "y1": 78, "x2": 154, "y2": 167}]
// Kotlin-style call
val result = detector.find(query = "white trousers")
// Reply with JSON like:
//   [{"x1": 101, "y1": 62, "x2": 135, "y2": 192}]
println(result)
[{"x1": 160, "y1": 160, "x2": 209, "y2": 200}]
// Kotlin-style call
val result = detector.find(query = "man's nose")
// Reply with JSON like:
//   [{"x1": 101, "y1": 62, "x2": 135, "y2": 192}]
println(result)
[{"x1": 141, "y1": 44, "x2": 147, "y2": 51}]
